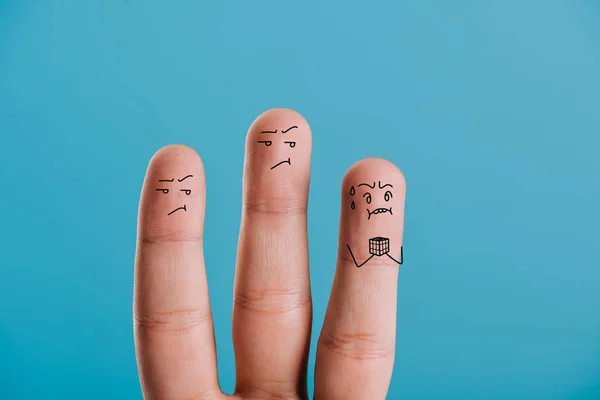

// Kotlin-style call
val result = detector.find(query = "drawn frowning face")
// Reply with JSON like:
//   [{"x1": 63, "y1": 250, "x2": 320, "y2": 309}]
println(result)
[
  {"x1": 155, "y1": 174, "x2": 194, "y2": 215},
  {"x1": 350, "y1": 181, "x2": 394, "y2": 220},
  {"x1": 256, "y1": 125, "x2": 299, "y2": 170}
]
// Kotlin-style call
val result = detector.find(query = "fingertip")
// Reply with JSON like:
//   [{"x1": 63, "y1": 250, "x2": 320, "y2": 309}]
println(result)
[
  {"x1": 146, "y1": 144, "x2": 205, "y2": 178},
  {"x1": 242, "y1": 108, "x2": 312, "y2": 210},
  {"x1": 343, "y1": 157, "x2": 406, "y2": 195},
  {"x1": 247, "y1": 108, "x2": 312, "y2": 137},
  {"x1": 340, "y1": 158, "x2": 406, "y2": 267},
  {"x1": 138, "y1": 144, "x2": 206, "y2": 241},
  {"x1": 246, "y1": 108, "x2": 312, "y2": 149}
]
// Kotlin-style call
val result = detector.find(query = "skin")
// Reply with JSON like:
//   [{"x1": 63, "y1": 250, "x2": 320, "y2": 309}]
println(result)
[
  {"x1": 134, "y1": 108, "x2": 406, "y2": 400},
  {"x1": 346, "y1": 179, "x2": 403, "y2": 267}
]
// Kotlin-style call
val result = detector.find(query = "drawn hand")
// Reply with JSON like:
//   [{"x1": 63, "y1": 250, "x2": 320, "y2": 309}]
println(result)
[{"x1": 133, "y1": 108, "x2": 406, "y2": 400}]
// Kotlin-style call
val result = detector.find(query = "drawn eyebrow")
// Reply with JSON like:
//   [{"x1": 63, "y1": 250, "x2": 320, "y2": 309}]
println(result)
[
  {"x1": 378, "y1": 182, "x2": 393, "y2": 189},
  {"x1": 358, "y1": 182, "x2": 376, "y2": 189},
  {"x1": 282, "y1": 126, "x2": 298, "y2": 133},
  {"x1": 261, "y1": 130, "x2": 277, "y2": 134},
  {"x1": 178, "y1": 175, "x2": 193, "y2": 182},
  {"x1": 159, "y1": 179, "x2": 174, "y2": 182}
]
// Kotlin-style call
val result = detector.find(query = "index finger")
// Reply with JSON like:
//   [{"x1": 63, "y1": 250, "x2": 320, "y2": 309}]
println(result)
[{"x1": 133, "y1": 145, "x2": 221, "y2": 399}]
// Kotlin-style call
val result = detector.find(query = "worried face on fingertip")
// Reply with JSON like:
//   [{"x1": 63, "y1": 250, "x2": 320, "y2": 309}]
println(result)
[
  {"x1": 346, "y1": 179, "x2": 403, "y2": 267},
  {"x1": 257, "y1": 125, "x2": 299, "y2": 170},
  {"x1": 349, "y1": 181, "x2": 394, "y2": 220},
  {"x1": 155, "y1": 174, "x2": 194, "y2": 215}
]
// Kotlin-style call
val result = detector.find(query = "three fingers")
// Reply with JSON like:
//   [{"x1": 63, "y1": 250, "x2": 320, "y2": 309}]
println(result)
[{"x1": 134, "y1": 108, "x2": 406, "y2": 400}]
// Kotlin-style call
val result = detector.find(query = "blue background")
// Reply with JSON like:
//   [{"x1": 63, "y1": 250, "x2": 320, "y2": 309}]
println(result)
[{"x1": 1, "y1": 1, "x2": 599, "y2": 399}]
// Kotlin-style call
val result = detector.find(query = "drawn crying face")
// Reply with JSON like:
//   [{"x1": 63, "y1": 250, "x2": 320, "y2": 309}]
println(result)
[
  {"x1": 349, "y1": 181, "x2": 394, "y2": 220},
  {"x1": 155, "y1": 175, "x2": 193, "y2": 215}
]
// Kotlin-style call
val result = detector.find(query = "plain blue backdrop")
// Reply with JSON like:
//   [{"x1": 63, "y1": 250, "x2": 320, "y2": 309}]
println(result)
[{"x1": 1, "y1": 1, "x2": 599, "y2": 399}]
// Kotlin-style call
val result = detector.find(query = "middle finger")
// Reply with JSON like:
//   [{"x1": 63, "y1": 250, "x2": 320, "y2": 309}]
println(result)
[{"x1": 232, "y1": 108, "x2": 313, "y2": 399}]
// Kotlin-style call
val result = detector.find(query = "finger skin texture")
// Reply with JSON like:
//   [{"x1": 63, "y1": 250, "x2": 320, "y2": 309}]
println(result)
[
  {"x1": 134, "y1": 145, "x2": 221, "y2": 400},
  {"x1": 233, "y1": 108, "x2": 313, "y2": 399},
  {"x1": 315, "y1": 158, "x2": 406, "y2": 400}
]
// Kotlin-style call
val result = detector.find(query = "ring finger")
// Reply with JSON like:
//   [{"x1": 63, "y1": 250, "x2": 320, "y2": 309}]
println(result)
[{"x1": 315, "y1": 158, "x2": 406, "y2": 400}]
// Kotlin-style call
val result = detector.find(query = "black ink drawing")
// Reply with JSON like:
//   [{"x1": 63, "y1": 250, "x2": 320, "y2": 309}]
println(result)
[
  {"x1": 347, "y1": 238, "x2": 403, "y2": 268},
  {"x1": 282, "y1": 125, "x2": 298, "y2": 133},
  {"x1": 271, "y1": 158, "x2": 291, "y2": 170},
  {"x1": 155, "y1": 175, "x2": 193, "y2": 215},
  {"x1": 350, "y1": 181, "x2": 394, "y2": 219},
  {"x1": 168, "y1": 205, "x2": 187, "y2": 216},
  {"x1": 348, "y1": 181, "x2": 403, "y2": 267},
  {"x1": 257, "y1": 125, "x2": 298, "y2": 169},
  {"x1": 368, "y1": 205, "x2": 392, "y2": 219}
]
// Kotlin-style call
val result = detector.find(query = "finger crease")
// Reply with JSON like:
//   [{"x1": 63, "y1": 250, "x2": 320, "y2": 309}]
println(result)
[
  {"x1": 138, "y1": 230, "x2": 204, "y2": 245},
  {"x1": 243, "y1": 198, "x2": 307, "y2": 216},
  {"x1": 134, "y1": 308, "x2": 212, "y2": 334},
  {"x1": 319, "y1": 331, "x2": 394, "y2": 361},
  {"x1": 236, "y1": 385, "x2": 306, "y2": 400},
  {"x1": 233, "y1": 289, "x2": 311, "y2": 315}
]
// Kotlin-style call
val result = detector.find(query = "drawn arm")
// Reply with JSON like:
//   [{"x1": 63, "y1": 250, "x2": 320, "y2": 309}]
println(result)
[
  {"x1": 347, "y1": 245, "x2": 374, "y2": 268},
  {"x1": 386, "y1": 246, "x2": 403, "y2": 265}
]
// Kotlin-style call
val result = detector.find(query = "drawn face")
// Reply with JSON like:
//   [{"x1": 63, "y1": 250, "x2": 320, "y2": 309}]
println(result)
[
  {"x1": 349, "y1": 181, "x2": 394, "y2": 220},
  {"x1": 257, "y1": 125, "x2": 298, "y2": 170},
  {"x1": 155, "y1": 174, "x2": 193, "y2": 215}
]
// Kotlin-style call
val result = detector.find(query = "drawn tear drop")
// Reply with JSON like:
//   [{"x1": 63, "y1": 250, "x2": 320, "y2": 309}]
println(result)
[
  {"x1": 350, "y1": 186, "x2": 355, "y2": 196},
  {"x1": 351, "y1": 201, "x2": 355, "y2": 210}
]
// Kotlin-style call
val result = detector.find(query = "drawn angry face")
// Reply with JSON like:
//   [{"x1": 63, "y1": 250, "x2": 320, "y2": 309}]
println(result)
[
  {"x1": 350, "y1": 181, "x2": 394, "y2": 220},
  {"x1": 155, "y1": 174, "x2": 193, "y2": 215}
]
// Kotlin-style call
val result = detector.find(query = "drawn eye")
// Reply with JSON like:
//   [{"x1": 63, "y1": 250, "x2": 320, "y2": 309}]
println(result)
[
  {"x1": 384, "y1": 191, "x2": 392, "y2": 201},
  {"x1": 181, "y1": 189, "x2": 191, "y2": 195},
  {"x1": 284, "y1": 141, "x2": 296, "y2": 148},
  {"x1": 156, "y1": 189, "x2": 169, "y2": 194},
  {"x1": 363, "y1": 192, "x2": 372, "y2": 204},
  {"x1": 258, "y1": 140, "x2": 272, "y2": 146}
]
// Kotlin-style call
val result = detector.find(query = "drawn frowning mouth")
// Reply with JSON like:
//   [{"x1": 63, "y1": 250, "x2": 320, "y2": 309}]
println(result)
[
  {"x1": 367, "y1": 207, "x2": 392, "y2": 219},
  {"x1": 168, "y1": 205, "x2": 187, "y2": 215},
  {"x1": 271, "y1": 158, "x2": 291, "y2": 170}
]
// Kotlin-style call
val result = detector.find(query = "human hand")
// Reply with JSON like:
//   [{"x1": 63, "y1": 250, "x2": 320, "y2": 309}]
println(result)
[{"x1": 133, "y1": 108, "x2": 406, "y2": 400}]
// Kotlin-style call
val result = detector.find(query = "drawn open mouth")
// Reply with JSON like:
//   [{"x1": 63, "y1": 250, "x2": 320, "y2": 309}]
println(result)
[
  {"x1": 168, "y1": 204, "x2": 187, "y2": 215},
  {"x1": 271, "y1": 158, "x2": 291, "y2": 170},
  {"x1": 367, "y1": 207, "x2": 392, "y2": 219}
]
